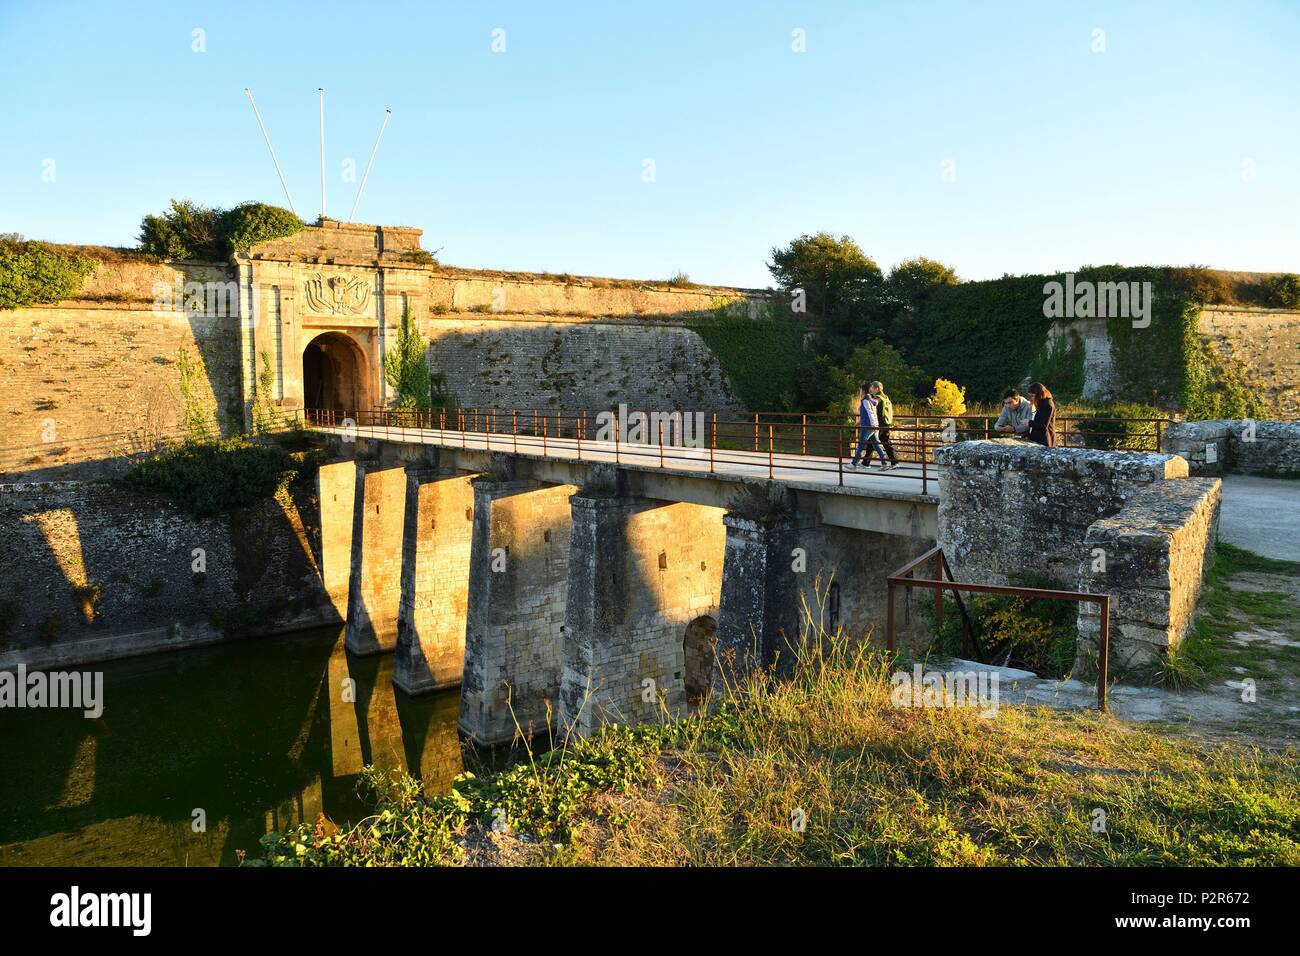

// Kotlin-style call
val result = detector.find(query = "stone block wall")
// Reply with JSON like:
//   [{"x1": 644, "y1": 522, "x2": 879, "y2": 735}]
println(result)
[
  {"x1": 560, "y1": 494, "x2": 726, "y2": 736},
  {"x1": 422, "y1": 316, "x2": 739, "y2": 412},
  {"x1": 1199, "y1": 306, "x2": 1300, "y2": 418},
  {"x1": 0, "y1": 477, "x2": 338, "y2": 670},
  {"x1": 712, "y1": 506, "x2": 932, "y2": 690},
  {"x1": 1, "y1": 228, "x2": 764, "y2": 483},
  {"x1": 1163, "y1": 420, "x2": 1300, "y2": 477},
  {"x1": 935, "y1": 439, "x2": 1189, "y2": 587},
  {"x1": 459, "y1": 477, "x2": 576, "y2": 745},
  {"x1": 934, "y1": 439, "x2": 1220, "y2": 669},
  {"x1": 1, "y1": 296, "x2": 242, "y2": 481},
  {"x1": 1079, "y1": 478, "x2": 1221, "y2": 669}
]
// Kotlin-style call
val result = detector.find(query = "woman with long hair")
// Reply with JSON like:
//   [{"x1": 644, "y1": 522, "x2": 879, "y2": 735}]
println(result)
[{"x1": 1026, "y1": 382, "x2": 1057, "y2": 448}]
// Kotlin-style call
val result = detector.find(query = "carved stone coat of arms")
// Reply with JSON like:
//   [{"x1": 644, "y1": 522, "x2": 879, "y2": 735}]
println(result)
[{"x1": 304, "y1": 273, "x2": 372, "y2": 315}]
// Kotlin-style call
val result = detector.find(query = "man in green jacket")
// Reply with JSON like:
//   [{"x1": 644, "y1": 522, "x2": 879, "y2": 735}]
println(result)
[{"x1": 868, "y1": 381, "x2": 899, "y2": 469}]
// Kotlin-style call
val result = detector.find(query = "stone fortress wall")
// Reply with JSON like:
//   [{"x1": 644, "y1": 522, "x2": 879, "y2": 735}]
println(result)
[
  {"x1": 1, "y1": 223, "x2": 769, "y2": 482},
  {"x1": 1048, "y1": 305, "x2": 1300, "y2": 411}
]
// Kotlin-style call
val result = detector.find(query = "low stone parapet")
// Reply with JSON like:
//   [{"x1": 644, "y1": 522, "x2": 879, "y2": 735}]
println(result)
[
  {"x1": 1162, "y1": 419, "x2": 1300, "y2": 476},
  {"x1": 934, "y1": 439, "x2": 1188, "y2": 587},
  {"x1": 1078, "y1": 477, "x2": 1221, "y2": 671}
]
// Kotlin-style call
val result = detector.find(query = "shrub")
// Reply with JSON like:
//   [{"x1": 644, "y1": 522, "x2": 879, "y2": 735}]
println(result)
[
  {"x1": 1168, "y1": 265, "x2": 1234, "y2": 305},
  {"x1": 138, "y1": 199, "x2": 304, "y2": 260},
  {"x1": 932, "y1": 574, "x2": 1078, "y2": 678},
  {"x1": 222, "y1": 202, "x2": 307, "y2": 252},
  {"x1": 0, "y1": 236, "x2": 96, "y2": 310},
  {"x1": 925, "y1": 378, "x2": 966, "y2": 417},
  {"x1": 1263, "y1": 273, "x2": 1300, "y2": 309},
  {"x1": 118, "y1": 437, "x2": 322, "y2": 517},
  {"x1": 138, "y1": 200, "x2": 225, "y2": 260},
  {"x1": 828, "y1": 339, "x2": 928, "y2": 415},
  {"x1": 384, "y1": 308, "x2": 432, "y2": 412},
  {"x1": 1071, "y1": 402, "x2": 1166, "y2": 451}
]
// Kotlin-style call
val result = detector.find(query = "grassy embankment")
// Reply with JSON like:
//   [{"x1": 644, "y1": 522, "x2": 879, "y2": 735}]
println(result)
[{"x1": 252, "y1": 574, "x2": 1299, "y2": 867}]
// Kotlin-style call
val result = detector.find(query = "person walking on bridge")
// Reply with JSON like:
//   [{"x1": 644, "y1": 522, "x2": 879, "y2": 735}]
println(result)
[
  {"x1": 850, "y1": 382, "x2": 889, "y2": 470},
  {"x1": 868, "y1": 380, "x2": 898, "y2": 469}
]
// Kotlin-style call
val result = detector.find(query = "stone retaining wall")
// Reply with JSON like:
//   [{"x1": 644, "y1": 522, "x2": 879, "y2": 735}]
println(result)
[
  {"x1": 1079, "y1": 478, "x2": 1221, "y2": 670},
  {"x1": 934, "y1": 439, "x2": 1218, "y2": 669},
  {"x1": 1162, "y1": 420, "x2": 1300, "y2": 477}
]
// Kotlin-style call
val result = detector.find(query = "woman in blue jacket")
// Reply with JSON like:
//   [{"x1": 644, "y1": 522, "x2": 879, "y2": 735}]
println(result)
[{"x1": 850, "y1": 382, "x2": 889, "y2": 469}]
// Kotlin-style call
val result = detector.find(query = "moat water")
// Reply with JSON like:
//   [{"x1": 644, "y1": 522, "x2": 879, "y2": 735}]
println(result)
[{"x1": 0, "y1": 627, "x2": 465, "y2": 866}]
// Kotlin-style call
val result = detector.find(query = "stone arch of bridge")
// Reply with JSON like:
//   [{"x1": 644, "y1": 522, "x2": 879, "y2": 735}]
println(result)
[{"x1": 683, "y1": 615, "x2": 718, "y2": 710}]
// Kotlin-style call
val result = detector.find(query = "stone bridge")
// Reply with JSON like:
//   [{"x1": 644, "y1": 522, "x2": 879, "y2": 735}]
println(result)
[{"x1": 310, "y1": 418, "x2": 1222, "y2": 745}]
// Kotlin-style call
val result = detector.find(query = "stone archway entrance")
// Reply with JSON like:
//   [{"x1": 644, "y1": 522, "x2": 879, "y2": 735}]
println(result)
[
  {"x1": 303, "y1": 332, "x2": 370, "y2": 414},
  {"x1": 683, "y1": 615, "x2": 717, "y2": 710}
]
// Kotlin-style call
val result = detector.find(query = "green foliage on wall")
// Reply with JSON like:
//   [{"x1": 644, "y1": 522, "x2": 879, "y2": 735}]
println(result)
[
  {"x1": 118, "y1": 437, "x2": 324, "y2": 517},
  {"x1": 907, "y1": 273, "x2": 1051, "y2": 405},
  {"x1": 170, "y1": 346, "x2": 219, "y2": 441},
  {"x1": 1263, "y1": 273, "x2": 1300, "y2": 309},
  {"x1": 138, "y1": 199, "x2": 305, "y2": 260},
  {"x1": 1026, "y1": 329, "x2": 1086, "y2": 405},
  {"x1": 687, "y1": 306, "x2": 808, "y2": 411},
  {"x1": 250, "y1": 351, "x2": 282, "y2": 435},
  {"x1": 1185, "y1": 341, "x2": 1270, "y2": 421},
  {"x1": 0, "y1": 235, "x2": 95, "y2": 310},
  {"x1": 909, "y1": 265, "x2": 1201, "y2": 409}
]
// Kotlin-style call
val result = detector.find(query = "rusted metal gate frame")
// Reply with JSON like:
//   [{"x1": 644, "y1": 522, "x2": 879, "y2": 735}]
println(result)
[{"x1": 886, "y1": 546, "x2": 1112, "y2": 712}]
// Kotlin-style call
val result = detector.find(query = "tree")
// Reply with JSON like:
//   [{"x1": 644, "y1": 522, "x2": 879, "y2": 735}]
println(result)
[
  {"x1": 885, "y1": 257, "x2": 959, "y2": 351},
  {"x1": 0, "y1": 236, "x2": 95, "y2": 310},
  {"x1": 827, "y1": 339, "x2": 928, "y2": 415},
  {"x1": 138, "y1": 200, "x2": 225, "y2": 260},
  {"x1": 767, "y1": 233, "x2": 886, "y2": 353},
  {"x1": 384, "y1": 308, "x2": 432, "y2": 413}
]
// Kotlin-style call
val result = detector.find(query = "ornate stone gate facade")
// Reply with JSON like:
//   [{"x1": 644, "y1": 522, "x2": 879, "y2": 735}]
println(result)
[{"x1": 235, "y1": 221, "x2": 430, "y2": 428}]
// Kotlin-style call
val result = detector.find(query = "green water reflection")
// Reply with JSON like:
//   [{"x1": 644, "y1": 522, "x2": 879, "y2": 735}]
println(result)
[{"x1": 0, "y1": 628, "x2": 464, "y2": 866}]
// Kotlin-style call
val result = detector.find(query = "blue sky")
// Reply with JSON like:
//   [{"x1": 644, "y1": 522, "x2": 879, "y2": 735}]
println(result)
[{"x1": 1, "y1": 0, "x2": 1296, "y2": 287}]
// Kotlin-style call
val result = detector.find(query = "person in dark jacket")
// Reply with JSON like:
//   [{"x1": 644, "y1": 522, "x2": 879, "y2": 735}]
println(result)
[{"x1": 1025, "y1": 382, "x2": 1057, "y2": 447}]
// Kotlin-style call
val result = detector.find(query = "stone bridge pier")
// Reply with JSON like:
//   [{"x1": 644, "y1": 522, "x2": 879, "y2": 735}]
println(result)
[
  {"x1": 559, "y1": 468, "x2": 727, "y2": 739},
  {"x1": 458, "y1": 460, "x2": 576, "y2": 745}
]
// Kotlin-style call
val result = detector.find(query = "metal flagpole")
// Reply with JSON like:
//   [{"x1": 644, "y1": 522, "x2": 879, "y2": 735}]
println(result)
[
  {"x1": 318, "y1": 88, "x2": 327, "y2": 218},
  {"x1": 349, "y1": 108, "x2": 392, "y2": 223},
  {"x1": 243, "y1": 88, "x2": 297, "y2": 215}
]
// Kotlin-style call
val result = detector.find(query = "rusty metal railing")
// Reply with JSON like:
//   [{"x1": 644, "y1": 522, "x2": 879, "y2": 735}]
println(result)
[
  {"x1": 302, "y1": 405, "x2": 945, "y2": 495},
  {"x1": 885, "y1": 546, "x2": 1111, "y2": 712}
]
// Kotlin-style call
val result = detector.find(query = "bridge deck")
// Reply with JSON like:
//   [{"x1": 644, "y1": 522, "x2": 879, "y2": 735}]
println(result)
[{"x1": 314, "y1": 423, "x2": 940, "y2": 502}]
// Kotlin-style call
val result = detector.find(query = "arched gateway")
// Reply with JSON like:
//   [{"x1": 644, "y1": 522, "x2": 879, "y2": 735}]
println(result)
[{"x1": 303, "y1": 331, "x2": 371, "y2": 414}]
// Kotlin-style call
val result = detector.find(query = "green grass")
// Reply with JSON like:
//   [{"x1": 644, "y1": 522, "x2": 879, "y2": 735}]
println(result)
[{"x1": 1167, "y1": 542, "x2": 1300, "y2": 689}]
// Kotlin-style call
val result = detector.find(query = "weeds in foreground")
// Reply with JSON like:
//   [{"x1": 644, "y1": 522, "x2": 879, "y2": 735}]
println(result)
[{"x1": 252, "y1": 587, "x2": 1299, "y2": 867}]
